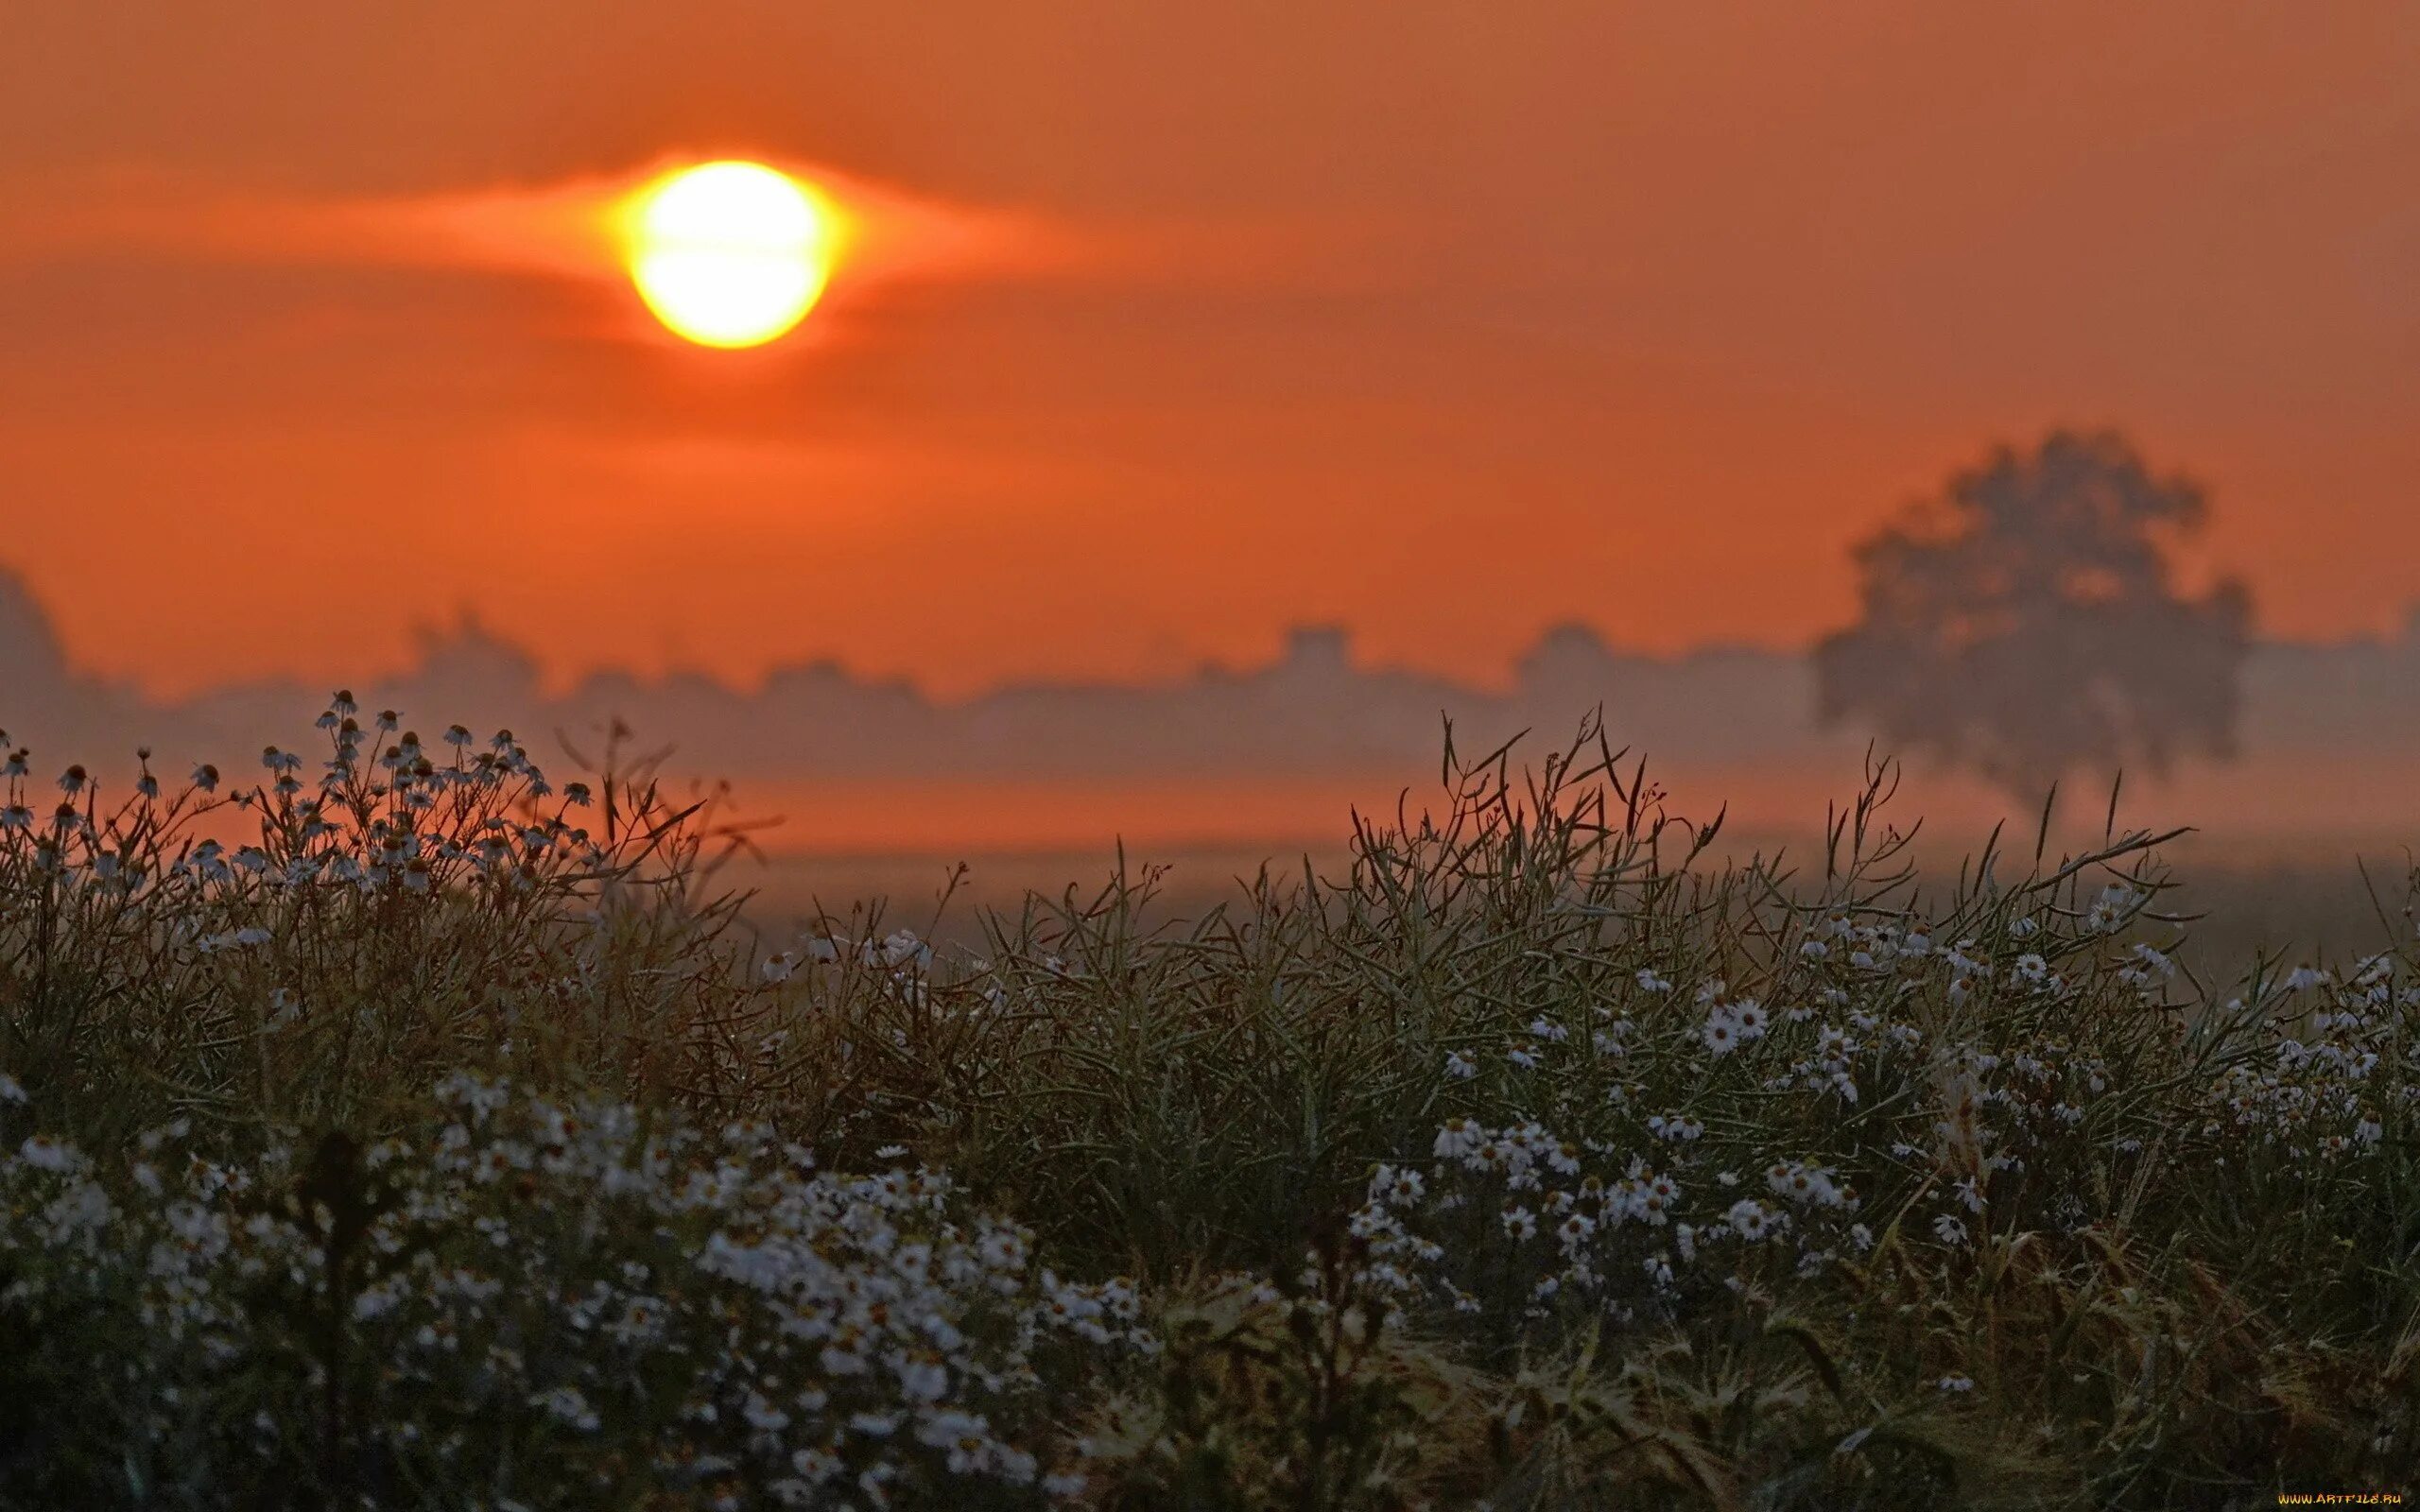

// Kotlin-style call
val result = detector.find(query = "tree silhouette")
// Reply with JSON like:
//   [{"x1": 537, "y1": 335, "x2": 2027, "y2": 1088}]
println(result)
[{"x1": 1814, "y1": 431, "x2": 2253, "y2": 802}]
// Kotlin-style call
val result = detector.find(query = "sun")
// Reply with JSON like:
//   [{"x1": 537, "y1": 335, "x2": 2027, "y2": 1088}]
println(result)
[{"x1": 624, "y1": 162, "x2": 830, "y2": 348}]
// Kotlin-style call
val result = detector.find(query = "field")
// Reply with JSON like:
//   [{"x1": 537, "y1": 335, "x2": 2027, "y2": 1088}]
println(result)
[
  {"x1": 3, "y1": 705, "x2": 2415, "y2": 1509},
  {"x1": 745, "y1": 834, "x2": 2417, "y2": 978}
]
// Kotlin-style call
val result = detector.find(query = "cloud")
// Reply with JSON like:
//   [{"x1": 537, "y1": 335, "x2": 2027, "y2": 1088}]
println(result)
[{"x1": 2, "y1": 157, "x2": 1113, "y2": 335}]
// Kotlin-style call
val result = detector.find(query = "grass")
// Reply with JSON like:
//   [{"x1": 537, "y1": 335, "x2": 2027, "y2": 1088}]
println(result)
[{"x1": 2, "y1": 701, "x2": 2415, "y2": 1508}]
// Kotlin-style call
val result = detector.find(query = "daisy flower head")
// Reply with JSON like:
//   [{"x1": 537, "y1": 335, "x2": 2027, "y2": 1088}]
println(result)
[
  {"x1": 1726, "y1": 1198, "x2": 1781, "y2": 1243},
  {"x1": 1701, "y1": 1010, "x2": 1740, "y2": 1057},
  {"x1": 1433, "y1": 1119, "x2": 1484, "y2": 1160}
]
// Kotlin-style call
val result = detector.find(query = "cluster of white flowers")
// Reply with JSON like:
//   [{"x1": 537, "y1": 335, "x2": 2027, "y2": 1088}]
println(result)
[
  {"x1": 1805, "y1": 909, "x2": 1912, "y2": 976},
  {"x1": 1401, "y1": 874, "x2": 2420, "y2": 1351},
  {"x1": 1388, "y1": 1115, "x2": 1870, "y2": 1328},
  {"x1": 763, "y1": 927, "x2": 935, "y2": 996},
  {"x1": 1361, "y1": 882, "x2": 2414, "y2": 1388},
  {"x1": 0, "y1": 1073, "x2": 1144, "y2": 1505},
  {"x1": 2200, "y1": 956, "x2": 2414, "y2": 1160},
  {"x1": 1698, "y1": 987, "x2": 1770, "y2": 1057},
  {"x1": 0, "y1": 698, "x2": 625, "y2": 951},
  {"x1": 1426, "y1": 909, "x2": 2100, "y2": 1131}
]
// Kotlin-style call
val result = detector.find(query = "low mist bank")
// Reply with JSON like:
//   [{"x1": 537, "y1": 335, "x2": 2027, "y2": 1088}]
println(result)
[{"x1": 6, "y1": 565, "x2": 2417, "y2": 861}]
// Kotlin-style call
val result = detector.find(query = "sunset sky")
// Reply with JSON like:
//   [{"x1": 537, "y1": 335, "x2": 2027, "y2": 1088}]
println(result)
[{"x1": 4, "y1": 3, "x2": 2416, "y2": 701}]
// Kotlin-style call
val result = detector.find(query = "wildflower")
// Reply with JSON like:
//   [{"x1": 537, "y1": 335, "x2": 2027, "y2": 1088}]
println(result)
[
  {"x1": 897, "y1": 1355, "x2": 951, "y2": 1403},
  {"x1": 1443, "y1": 1050, "x2": 1477, "y2": 1080},
  {"x1": 12, "y1": 1137, "x2": 81, "y2": 1176},
  {"x1": 878, "y1": 929, "x2": 933, "y2": 970},
  {"x1": 1373, "y1": 1164, "x2": 1426, "y2": 1207},
  {"x1": 1636, "y1": 1172, "x2": 1680, "y2": 1226},
  {"x1": 1501, "y1": 1205, "x2": 1538, "y2": 1241},
  {"x1": 1767, "y1": 1160, "x2": 1840, "y2": 1207},
  {"x1": 1506, "y1": 1042, "x2": 1540, "y2": 1071},
  {"x1": 1433, "y1": 1119, "x2": 1483, "y2": 1160},
  {"x1": 1701, "y1": 1011, "x2": 1740, "y2": 1056},
  {"x1": 2085, "y1": 885, "x2": 2140, "y2": 933},
  {"x1": 1472, "y1": 1136, "x2": 1519, "y2": 1177},
  {"x1": 1932, "y1": 1213, "x2": 1969, "y2": 1246},
  {"x1": 1727, "y1": 1198, "x2": 1780, "y2": 1242},
  {"x1": 191, "y1": 764, "x2": 219, "y2": 793},
  {"x1": 1939, "y1": 1374, "x2": 1976, "y2": 1393}
]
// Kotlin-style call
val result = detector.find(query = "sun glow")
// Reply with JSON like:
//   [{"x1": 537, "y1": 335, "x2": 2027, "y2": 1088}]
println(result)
[{"x1": 623, "y1": 162, "x2": 830, "y2": 348}]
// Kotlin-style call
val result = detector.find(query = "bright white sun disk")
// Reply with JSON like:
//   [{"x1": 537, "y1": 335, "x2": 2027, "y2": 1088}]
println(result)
[{"x1": 627, "y1": 162, "x2": 828, "y2": 348}]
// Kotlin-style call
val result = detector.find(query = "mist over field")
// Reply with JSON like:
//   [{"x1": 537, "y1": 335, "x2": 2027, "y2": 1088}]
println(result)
[
  {"x1": 13, "y1": 564, "x2": 2417, "y2": 981},
  {"x1": 9, "y1": 561, "x2": 2420, "y2": 850}
]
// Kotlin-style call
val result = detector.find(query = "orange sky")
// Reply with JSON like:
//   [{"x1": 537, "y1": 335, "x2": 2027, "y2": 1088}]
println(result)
[{"x1": 3, "y1": 2, "x2": 2416, "y2": 699}]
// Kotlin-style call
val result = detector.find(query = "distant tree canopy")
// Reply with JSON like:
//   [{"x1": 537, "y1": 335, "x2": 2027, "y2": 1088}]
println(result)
[{"x1": 1815, "y1": 430, "x2": 2253, "y2": 802}]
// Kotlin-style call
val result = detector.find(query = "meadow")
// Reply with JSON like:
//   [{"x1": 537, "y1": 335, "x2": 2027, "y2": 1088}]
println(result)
[{"x1": 2, "y1": 700, "x2": 2414, "y2": 1509}]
